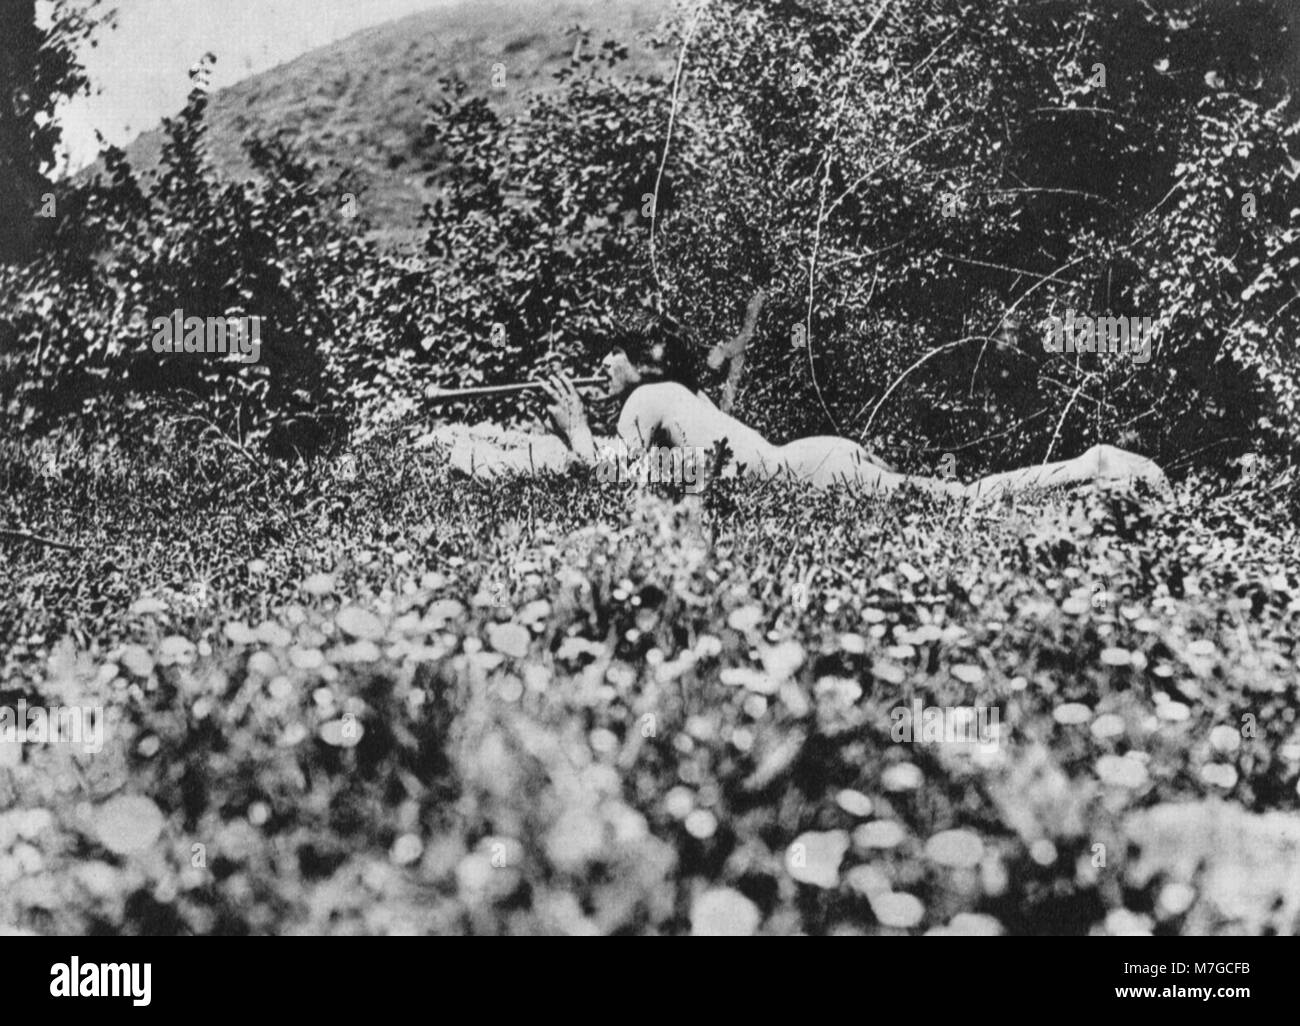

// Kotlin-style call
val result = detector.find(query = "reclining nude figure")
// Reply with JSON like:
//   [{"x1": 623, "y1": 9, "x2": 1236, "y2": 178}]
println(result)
[{"x1": 424, "y1": 350, "x2": 1168, "y2": 500}]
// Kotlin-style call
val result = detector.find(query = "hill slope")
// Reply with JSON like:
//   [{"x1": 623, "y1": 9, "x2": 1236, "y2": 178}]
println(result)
[{"x1": 114, "y1": 0, "x2": 670, "y2": 247}]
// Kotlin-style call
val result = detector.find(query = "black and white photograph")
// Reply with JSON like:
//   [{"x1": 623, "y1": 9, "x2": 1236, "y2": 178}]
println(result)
[{"x1": 0, "y1": 0, "x2": 1298, "y2": 973}]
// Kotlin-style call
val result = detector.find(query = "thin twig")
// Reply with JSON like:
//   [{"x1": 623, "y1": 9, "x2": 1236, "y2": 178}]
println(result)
[
  {"x1": 804, "y1": 169, "x2": 840, "y2": 432},
  {"x1": 821, "y1": 240, "x2": 905, "y2": 270},
  {"x1": 979, "y1": 186, "x2": 1117, "y2": 206},
  {"x1": 0, "y1": 528, "x2": 84, "y2": 552},
  {"x1": 1030, "y1": 106, "x2": 1122, "y2": 117},
  {"x1": 1044, "y1": 375, "x2": 1090, "y2": 464},
  {"x1": 650, "y1": 0, "x2": 709, "y2": 299},
  {"x1": 911, "y1": 408, "x2": 1050, "y2": 454},
  {"x1": 936, "y1": 252, "x2": 1085, "y2": 288},
  {"x1": 968, "y1": 251, "x2": 1091, "y2": 396},
  {"x1": 899, "y1": 28, "x2": 958, "y2": 83},
  {"x1": 826, "y1": 123, "x2": 964, "y2": 216},
  {"x1": 859, "y1": 333, "x2": 1032, "y2": 436},
  {"x1": 1162, "y1": 436, "x2": 1242, "y2": 473}
]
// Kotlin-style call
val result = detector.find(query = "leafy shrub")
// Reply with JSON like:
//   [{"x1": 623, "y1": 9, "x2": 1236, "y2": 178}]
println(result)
[
  {"x1": 410, "y1": 0, "x2": 1300, "y2": 472},
  {"x1": 0, "y1": 60, "x2": 435, "y2": 457}
]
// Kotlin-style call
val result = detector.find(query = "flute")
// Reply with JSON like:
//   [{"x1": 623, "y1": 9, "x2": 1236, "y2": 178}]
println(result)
[{"x1": 425, "y1": 376, "x2": 606, "y2": 401}]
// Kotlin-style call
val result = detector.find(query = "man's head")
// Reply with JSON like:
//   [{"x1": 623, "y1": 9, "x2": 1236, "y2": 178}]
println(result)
[{"x1": 601, "y1": 347, "x2": 644, "y2": 396}]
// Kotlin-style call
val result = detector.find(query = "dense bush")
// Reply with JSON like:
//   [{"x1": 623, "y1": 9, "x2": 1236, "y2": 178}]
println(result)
[
  {"x1": 710, "y1": 0, "x2": 1299, "y2": 470},
  {"x1": 0, "y1": 59, "x2": 442, "y2": 457},
  {"x1": 411, "y1": 0, "x2": 1300, "y2": 472}
]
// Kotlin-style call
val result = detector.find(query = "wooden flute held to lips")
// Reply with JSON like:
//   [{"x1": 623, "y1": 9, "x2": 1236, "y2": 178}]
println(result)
[{"x1": 425, "y1": 376, "x2": 606, "y2": 402}]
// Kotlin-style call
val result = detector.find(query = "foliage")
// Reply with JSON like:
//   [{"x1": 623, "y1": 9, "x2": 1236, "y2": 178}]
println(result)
[
  {"x1": 5, "y1": 1, "x2": 1299, "y2": 470},
  {"x1": 0, "y1": 59, "x2": 441, "y2": 456},
  {"x1": 414, "y1": 0, "x2": 1300, "y2": 471},
  {"x1": 0, "y1": 0, "x2": 115, "y2": 263},
  {"x1": 1, "y1": 434, "x2": 1298, "y2": 934}
]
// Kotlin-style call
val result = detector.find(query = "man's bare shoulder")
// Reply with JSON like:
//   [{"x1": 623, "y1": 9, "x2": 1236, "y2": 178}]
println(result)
[
  {"x1": 620, "y1": 381, "x2": 704, "y2": 418},
  {"x1": 626, "y1": 381, "x2": 700, "y2": 402}
]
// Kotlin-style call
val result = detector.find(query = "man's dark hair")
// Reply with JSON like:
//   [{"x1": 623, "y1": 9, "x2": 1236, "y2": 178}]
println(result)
[{"x1": 605, "y1": 319, "x2": 703, "y2": 394}]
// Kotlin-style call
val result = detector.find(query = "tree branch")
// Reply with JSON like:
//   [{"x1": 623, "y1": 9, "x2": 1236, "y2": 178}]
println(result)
[
  {"x1": 0, "y1": 528, "x2": 83, "y2": 552},
  {"x1": 719, "y1": 289, "x2": 765, "y2": 414}
]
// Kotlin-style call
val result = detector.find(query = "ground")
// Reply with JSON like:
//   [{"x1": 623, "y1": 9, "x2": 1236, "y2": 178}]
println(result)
[{"x1": 1, "y1": 435, "x2": 1298, "y2": 935}]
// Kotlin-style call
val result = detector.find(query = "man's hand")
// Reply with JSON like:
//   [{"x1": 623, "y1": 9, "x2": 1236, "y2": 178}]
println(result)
[{"x1": 540, "y1": 373, "x2": 596, "y2": 460}]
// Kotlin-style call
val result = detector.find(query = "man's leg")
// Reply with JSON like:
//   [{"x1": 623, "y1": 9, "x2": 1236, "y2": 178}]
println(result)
[
  {"x1": 964, "y1": 444, "x2": 1169, "y2": 500},
  {"x1": 768, "y1": 439, "x2": 1165, "y2": 499},
  {"x1": 423, "y1": 424, "x2": 574, "y2": 477}
]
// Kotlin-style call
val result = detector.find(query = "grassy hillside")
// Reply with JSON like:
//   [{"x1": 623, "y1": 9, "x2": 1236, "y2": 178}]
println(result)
[
  {"x1": 112, "y1": 0, "x2": 670, "y2": 248},
  {"x1": 2, "y1": 435, "x2": 1298, "y2": 935}
]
